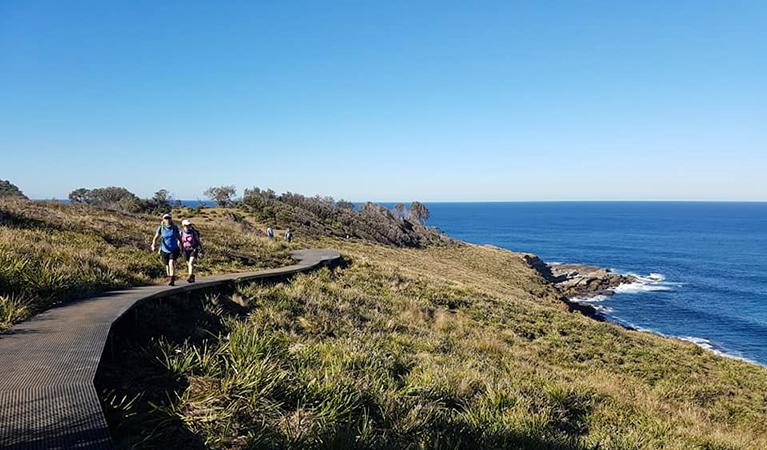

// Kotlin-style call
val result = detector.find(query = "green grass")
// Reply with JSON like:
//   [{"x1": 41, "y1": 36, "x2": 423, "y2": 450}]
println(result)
[
  {"x1": 99, "y1": 256, "x2": 767, "y2": 450},
  {"x1": 4, "y1": 198, "x2": 767, "y2": 448}
]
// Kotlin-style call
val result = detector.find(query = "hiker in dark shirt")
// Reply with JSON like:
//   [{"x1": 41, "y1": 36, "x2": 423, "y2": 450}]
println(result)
[
  {"x1": 285, "y1": 228, "x2": 293, "y2": 243},
  {"x1": 151, "y1": 213, "x2": 182, "y2": 286},
  {"x1": 180, "y1": 219, "x2": 203, "y2": 283}
]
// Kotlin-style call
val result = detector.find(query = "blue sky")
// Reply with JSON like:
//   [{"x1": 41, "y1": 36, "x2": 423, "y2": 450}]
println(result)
[{"x1": 1, "y1": 1, "x2": 765, "y2": 201}]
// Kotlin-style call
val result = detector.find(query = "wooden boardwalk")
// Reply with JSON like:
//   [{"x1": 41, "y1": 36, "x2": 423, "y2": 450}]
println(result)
[{"x1": 0, "y1": 249, "x2": 341, "y2": 450}]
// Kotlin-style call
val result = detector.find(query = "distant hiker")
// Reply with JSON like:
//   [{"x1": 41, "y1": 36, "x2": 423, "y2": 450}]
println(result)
[
  {"x1": 151, "y1": 213, "x2": 182, "y2": 286},
  {"x1": 267, "y1": 226, "x2": 274, "y2": 240},
  {"x1": 285, "y1": 228, "x2": 293, "y2": 243},
  {"x1": 181, "y1": 219, "x2": 203, "y2": 283}
]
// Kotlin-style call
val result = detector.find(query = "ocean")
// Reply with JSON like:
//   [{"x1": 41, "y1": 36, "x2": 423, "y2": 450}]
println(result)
[{"x1": 423, "y1": 202, "x2": 767, "y2": 366}]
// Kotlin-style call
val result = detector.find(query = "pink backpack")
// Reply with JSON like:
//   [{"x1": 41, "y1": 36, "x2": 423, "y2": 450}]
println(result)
[{"x1": 182, "y1": 229, "x2": 200, "y2": 250}]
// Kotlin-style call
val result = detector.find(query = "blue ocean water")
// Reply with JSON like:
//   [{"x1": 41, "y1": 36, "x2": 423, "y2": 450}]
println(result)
[
  {"x1": 424, "y1": 202, "x2": 767, "y2": 366},
  {"x1": 181, "y1": 200, "x2": 217, "y2": 207}
]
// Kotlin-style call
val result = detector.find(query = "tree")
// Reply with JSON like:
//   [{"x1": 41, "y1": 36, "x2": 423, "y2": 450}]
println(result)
[
  {"x1": 392, "y1": 203, "x2": 406, "y2": 218},
  {"x1": 147, "y1": 189, "x2": 178, "y2": 212},
  {"x1": 336, "y1": 199, "x2": 354, "y2": 210},
  {"x1": 67, "y1": 186, "x2": 141, "y2": 212},
  {"x1": 68, "y1": 186, "x2": 130, "y2": 205},
  {"x1": 243, "y1": 187, "x2": 277, "y2": 200},
  {"x1": 0, "y1": 180, "x2": 27, "y2": 199},
  {"x1": 204, "y1": 185, "x2": 237, "y2": 207},
  {"x1": 89, "y1": 187, "x2": 138, "y2": 206},
  {"x1": 68, "y1": 188, "x2": 92, "y2": 204},
  {"x1": 152, "y1": 189, "x2": 172, "y2": 206},
  {"x1": 407, "y1": 201, "x2": 430, "y2": 224}
]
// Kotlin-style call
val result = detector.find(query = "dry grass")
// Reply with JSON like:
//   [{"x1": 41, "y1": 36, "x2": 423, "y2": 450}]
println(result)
[{"x1": 0, "y1": 198, "x2": 292, "y2": 330}]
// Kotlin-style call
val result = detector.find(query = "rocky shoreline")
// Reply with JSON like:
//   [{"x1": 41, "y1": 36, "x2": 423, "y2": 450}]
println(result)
[{"x1": 523, "y1": 255, "x2": 636, "y2": 319}]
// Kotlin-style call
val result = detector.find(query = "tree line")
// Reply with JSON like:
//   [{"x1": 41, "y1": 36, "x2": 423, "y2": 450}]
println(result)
[
  {"x1": 67, "y1": 186, "x2": 180, "y2": 214},
  {"x1": 206, "y1": 186, "x2": 430, "y2": 225},
  {"x1": 2, "y1": 179, "x2": 436, "y2": 245},
  {"x1": 3, "y1": 179, "x2": 431, "y2": 224}
]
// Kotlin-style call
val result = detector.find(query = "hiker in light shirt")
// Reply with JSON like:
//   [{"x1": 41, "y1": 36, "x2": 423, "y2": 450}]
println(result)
[{"x1": 180, "y1": 219, "x2": 203, "y2": 283}]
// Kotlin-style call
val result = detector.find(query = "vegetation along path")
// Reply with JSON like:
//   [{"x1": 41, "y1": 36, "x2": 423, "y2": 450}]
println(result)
[{"x1": 0, "y1": 249, "x2": 341, "y2": 450}]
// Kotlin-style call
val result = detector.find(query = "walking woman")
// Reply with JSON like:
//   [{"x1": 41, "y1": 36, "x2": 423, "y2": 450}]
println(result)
[
  {"x1": 180, "y1": 219, "x2": 203, "y2": 283},
  {"x1": 151, "y1": 213, "x2": 182, "y2": 285}
]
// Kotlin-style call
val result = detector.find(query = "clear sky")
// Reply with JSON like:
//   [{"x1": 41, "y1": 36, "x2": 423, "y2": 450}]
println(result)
[{"x1": 1, "y1": 1, "x2": 765, "y2": 201}]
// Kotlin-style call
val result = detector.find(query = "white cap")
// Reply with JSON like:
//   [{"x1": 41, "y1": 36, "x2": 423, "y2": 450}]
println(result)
[
  {"x1": 181, "y1": 219, "x2": 191, "y2": 226},
  {"x1": 162, "y1": 213, "x2": 172, "y2": 219}
]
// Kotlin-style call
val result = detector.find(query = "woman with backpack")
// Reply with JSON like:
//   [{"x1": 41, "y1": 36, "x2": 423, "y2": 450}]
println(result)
[
  {"x1": 180, "y1": 219, "x2": 203, "y2": 283},
  {"x1": 151, "y1": 213, "x2": 182, "y2": 286}
]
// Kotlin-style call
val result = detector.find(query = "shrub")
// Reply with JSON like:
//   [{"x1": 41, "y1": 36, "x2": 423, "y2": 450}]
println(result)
[
  {"x1": 0, "y1": 180, "x2": 27, "y2": 199},
  {"x1": 68, "y1": 186, "x2": 143, "y2": 212},
  {"x1": 241, "y1": 187, "x2": 448, "y2": 248},
  {"x1": 336, "y1": 199, "x2": 354, "y2": 210}
]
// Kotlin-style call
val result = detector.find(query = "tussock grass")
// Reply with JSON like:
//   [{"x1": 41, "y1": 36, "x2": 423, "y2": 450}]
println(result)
[{"x1": 100, "y1": 253, "x2": 767, "y2": 449}]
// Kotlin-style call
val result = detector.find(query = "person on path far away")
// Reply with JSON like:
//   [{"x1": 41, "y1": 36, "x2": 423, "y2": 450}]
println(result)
[
  {"x1": 285, "y1": 228, "x2": 293, "y2": 243},
  {"x1": 151, "y1": 213, "x2": 182, "y2": 286},
  {"x1": 267, "y1": 226, "x2": 274, "y2": 240},
  {"x1": 181, "y1": 219, "x2": 203, "y2": 283}
]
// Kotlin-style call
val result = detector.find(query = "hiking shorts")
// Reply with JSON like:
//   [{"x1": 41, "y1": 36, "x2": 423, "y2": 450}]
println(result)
[
  {"x1": 161, "y1": 249, "x2": 180, "y2": 265},
  {"x1": 183, "y1": 247, "x2": 199, "y2": 261}
]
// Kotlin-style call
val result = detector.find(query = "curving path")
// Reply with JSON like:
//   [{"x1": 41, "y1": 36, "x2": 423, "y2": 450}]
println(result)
[{"x1": 0, "y1": 249, "x2": 341, "y2": 450}]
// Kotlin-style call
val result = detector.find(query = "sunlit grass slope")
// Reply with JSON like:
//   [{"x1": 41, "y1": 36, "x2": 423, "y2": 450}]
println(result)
[
  {"x1": 103, "y1": 229, "x2": 767, "y2": 450},
  {"x1": 0, "y1": 198, "x2": 292, "y2": 329}
]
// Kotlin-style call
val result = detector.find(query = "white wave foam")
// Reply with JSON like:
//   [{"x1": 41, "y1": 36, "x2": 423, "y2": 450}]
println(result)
[
  {"x1": 679, "y1": 336, "x2": 715, "y2": 351},
  {"x1": 614, "y1": 282, "x2": 672, "y2": 293},
  {"x1": 569, "y1": 295, "x2": 614, "y2": 314},
  {"x1": 613, "y1": 272, "x2": 680, "y2": 294},
  {"x1": 571, "y1": 294, "x2": 610, "y2": 303},
  {"x1": 679, "y1": 336, "x2": 759, "y2": 365}
]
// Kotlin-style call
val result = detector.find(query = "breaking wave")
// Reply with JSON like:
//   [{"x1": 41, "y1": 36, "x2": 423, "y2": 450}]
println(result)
[{"x1": 613, "y1": 272, "x2": 682, "y2": 294}]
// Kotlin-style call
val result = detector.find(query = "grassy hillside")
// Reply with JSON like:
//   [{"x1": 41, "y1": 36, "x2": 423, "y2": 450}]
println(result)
[
  {"x1": 0, "y1": 198, "x2": 293, "y2": 330},
  {"x1": 2, "y1": 198, "x2": 766, "y2": 449}
]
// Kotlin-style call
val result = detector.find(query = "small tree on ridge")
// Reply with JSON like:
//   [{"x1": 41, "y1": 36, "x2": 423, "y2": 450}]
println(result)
[{"x1": 204, "y1": 185, "x2": 237, "y2": 207}]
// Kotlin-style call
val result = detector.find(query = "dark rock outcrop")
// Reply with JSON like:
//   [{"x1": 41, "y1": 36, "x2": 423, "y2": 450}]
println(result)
[
  {"x1": 547, "y1": 263, "x2": 635, "y2": 299},
  {"x1": 523, "y1": 254, "x2": 636, "y2": 319}
]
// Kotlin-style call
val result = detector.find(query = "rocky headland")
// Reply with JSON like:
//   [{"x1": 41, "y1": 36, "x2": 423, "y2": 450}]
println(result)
[
  {"x1": 523, "y1": 255, "x2": 636, "y2": 318},
  {"x1": 547, "y1": 263, "x2": 636, "y2": 298}
]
